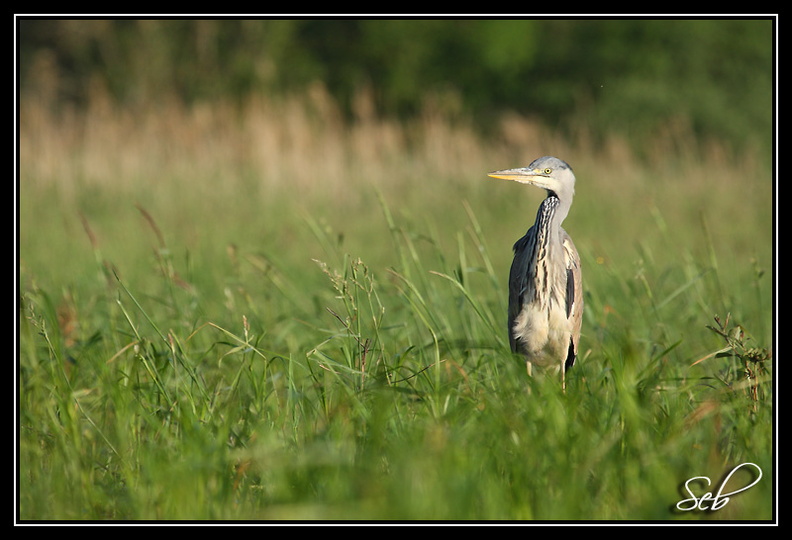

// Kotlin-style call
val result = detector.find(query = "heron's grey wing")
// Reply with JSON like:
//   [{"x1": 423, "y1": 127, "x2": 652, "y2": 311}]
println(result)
[
  {"x1": 561, "y1": 229, "x2": 583, "y2": 370},
  {"x1": 508, "y1": 227, "x2": 536, "y2": 353}
]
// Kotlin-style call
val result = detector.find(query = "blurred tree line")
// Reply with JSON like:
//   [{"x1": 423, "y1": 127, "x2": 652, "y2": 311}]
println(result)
[{"x1": 18, "y1": 18, "x2": 774, "y2": 151}]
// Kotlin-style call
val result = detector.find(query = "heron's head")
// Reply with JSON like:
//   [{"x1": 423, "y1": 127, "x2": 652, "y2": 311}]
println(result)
[{"x1": 488, "y1": 156, "x2": 575, "y2": 201}]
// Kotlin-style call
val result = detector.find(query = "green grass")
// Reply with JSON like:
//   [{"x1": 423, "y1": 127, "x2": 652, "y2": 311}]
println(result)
[{"x1": 18, "y1": 99, "x2": 773, "y2": 522}]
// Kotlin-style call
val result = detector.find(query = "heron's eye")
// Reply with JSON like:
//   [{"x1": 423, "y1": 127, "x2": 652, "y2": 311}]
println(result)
[{"x1": 543, "y1": 168, "x2": 552, "y2": 175}]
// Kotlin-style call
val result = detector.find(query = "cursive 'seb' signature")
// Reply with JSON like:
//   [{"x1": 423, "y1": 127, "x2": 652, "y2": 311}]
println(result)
[{"x1": 676, "y1": 462, "x2": 763, "y2": 512}]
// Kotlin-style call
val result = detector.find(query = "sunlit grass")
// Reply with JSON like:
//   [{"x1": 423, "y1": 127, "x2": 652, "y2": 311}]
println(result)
[{"x1": 18, "y1": 90, "x2": 773, "y2": 521}]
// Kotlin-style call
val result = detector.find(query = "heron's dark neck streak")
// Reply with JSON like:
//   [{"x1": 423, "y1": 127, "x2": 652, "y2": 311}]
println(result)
[
  {"x1": 528, "y1": 195, "x2": 560, "y2": 300},
  {"x1": 533, "y1": 195, "x2": 560, "y2": 258}
]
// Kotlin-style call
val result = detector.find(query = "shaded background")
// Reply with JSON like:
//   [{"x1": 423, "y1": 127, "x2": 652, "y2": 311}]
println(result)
[
  {"x1": 18, "y1": 16, "x2": 775, "y2": 344},
  {"x1": 18, "y1": 18, "x2": 775, "y2": 311},
  {"x1": 19, "y1": 18, "x2": 773, "y2": 153}
]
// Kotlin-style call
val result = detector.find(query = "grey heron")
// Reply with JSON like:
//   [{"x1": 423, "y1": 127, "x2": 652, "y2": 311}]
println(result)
[{"x1": 488, "y1": 156, "x2": 583, "y2": 390}]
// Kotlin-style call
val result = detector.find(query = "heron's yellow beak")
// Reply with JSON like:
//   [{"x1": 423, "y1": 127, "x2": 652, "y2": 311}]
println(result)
[{"x1": 487, "y1": 167, "x2": 549, "y2": 184}]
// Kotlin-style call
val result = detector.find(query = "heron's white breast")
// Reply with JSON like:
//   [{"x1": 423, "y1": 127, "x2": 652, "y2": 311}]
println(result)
[{"x1": 512, "y1": 300, "x2": 571, "y2": 368}]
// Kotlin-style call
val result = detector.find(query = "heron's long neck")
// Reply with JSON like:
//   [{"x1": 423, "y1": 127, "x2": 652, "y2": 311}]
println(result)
[
  {"x1": 534, "y1": 191, "x2": 569, "y2": 238},
  {"x1": 531, "y1": 194, "x2": 567, "y2": 262},
  {"x1": 544, "y1": 191, "x2": 571, "y2": 225}
]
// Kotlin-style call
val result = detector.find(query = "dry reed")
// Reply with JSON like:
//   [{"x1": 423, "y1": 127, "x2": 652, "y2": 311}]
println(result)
[{"x1": 19, "y1": 82, "x2": 771, "y2": 265}]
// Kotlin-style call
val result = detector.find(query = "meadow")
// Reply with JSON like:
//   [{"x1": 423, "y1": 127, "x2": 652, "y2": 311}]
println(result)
[{"x1": 18, "y1": 87, "x2": 774, "y2": 521}]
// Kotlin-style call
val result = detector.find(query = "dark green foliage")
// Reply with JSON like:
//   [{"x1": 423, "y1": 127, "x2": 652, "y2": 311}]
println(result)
[{"x1": 18, "y1": 18, "x2": 773, "y2": 150}]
